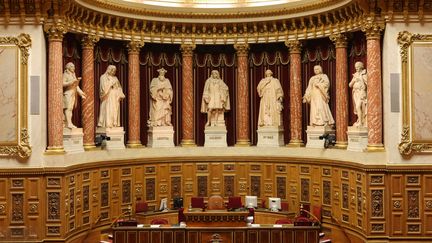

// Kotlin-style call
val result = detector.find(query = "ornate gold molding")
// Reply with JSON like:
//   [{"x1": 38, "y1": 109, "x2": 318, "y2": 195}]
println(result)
[
  {"x1": 0, "y1": 34, "x2": 32, "y2": 159},
  {"x1": 127, "y1": 40, "x2": 145, "y2": 53},
  {"x1": 234, "y1": 43, "x2": 249, "y2": 56},
  {"x1": 285, "y1": 40, "x2": 302, "y2": 53},
  {"x1": 180, "y1": 44, "x2": 196, "y2": 56},
  {"x1": 81, "y1": 34, "x2": 100, "y2": 48},
  {"x1": 330, "y1": 33, "x2": 348, "y2": 48},
  {"x1": 397, "y1": 31, "x2": 432, "y2": 156},
  {"x1": 44, "y1": 23, "x2": 67, "y2": 40},
  {"x1": 361, "y1": 22, "x2": 384, "y2": 40}
]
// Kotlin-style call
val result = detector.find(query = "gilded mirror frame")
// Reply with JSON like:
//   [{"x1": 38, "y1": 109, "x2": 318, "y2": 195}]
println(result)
[
  {"x1": 398, "y1": 31, "x2": 432, "y2": 156},
  {"x1": 0, "y1": 34, "x2": 31, "y2": 158}
]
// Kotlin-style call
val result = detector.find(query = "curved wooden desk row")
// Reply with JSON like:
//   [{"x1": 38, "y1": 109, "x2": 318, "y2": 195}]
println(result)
[
  {"x1": 136, "y1": 209, "x2": 296, "y2": 225},
  {"x1": 112, "y1": 225, "x2": 320, "y2": 243}
]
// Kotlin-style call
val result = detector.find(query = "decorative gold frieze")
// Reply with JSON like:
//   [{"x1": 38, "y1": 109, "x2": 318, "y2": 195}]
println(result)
[
  {"x1": 361, "y1": 22, "x2": 384, "y2": 40},
  {"x1": 44, "y1": 23, "x2": 67, "y2": 40}
]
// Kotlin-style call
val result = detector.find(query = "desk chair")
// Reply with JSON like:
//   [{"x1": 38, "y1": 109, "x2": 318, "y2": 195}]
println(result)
[
  {"x1": 281, "y1": 201, "x2": 289, "y2": 211},
  {"x1": 207, "y1": 195, "x2": 225, "y2": 210},
  {"x1": 191, "y1": 197, "x2": 205, "y2": 209},
  {"x1": 275, "y1": 218, "x2": 293, "y2": 224},
  {"x1": 150, "y1": 218, "x2": 169, "y2": 225},
  {"x1": 227, "y1": 196, "x2": 242, "y2": 210},
  {"x1": 135, "y1": 201, "x2": 148, "y2": 213}
]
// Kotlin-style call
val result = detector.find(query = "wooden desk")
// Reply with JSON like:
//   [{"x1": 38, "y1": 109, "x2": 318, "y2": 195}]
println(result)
[
  {"x1": 112, "y1": 225, "x2": 320, "y2": 243},
  {"x1": 135, "y1": 210, "x2": 178, "y2": 224},
  {"x1": 254, "y1": 209, "x2": 296, "y2": 224},
  {"x1": 183, "y1": 210, "x2": 249, "y2": 227}
]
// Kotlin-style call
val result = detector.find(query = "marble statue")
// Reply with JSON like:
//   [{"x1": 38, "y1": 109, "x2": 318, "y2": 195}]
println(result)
[
  {"x1": 303, "y1": 65, "x2": 335, "y2": 126},
  {"x1": 63, "y1": 62, "x2": 86, "y2": 129},
  {"x1": 148, "y1": 68, "x2": 173, "y2": 127},
  {"x1": 97, "y1": 65, "x2": 125, "y2": 128},
  {"x1": 201, "y1": 70, "x2": 230, "y2": 127},
  {"x1": 257, "y1": 69, "x2": 284, "y2": 126},
  {"x1": 349, "y1": 61, "x2": 368, "y2": 127}
]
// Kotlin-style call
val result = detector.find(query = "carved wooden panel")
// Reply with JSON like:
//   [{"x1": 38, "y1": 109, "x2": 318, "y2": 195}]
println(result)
[
  {"x1": 47, "y1": 177, "x2": 61, "y2": 188},
  {"x1": 276, "y1": 165, "x2": 286, "y2": 173},
  {"x1": 197, "y1": 176, "x2": 207, "y2": 197},
  {"x1": 122, "y1": 168, "x2": 131, "y2": 175},
  {"x1": 276, "y1": 177, "x2": 286, "y2": 199},
  {"x1": 47, "y1": 192, "x2": 60, "y2": 221},
  {"x1": 11, "y1": 179, "x2": 24, "y2": 188},
  {"x1": 171, "y1": 165, "x2": 182, "y2": 173},
  {"x1": 407, "y1": 190, "x2": 420, "y2": 219},
  {"x1": 251, "y1": 176, "x2": 260, "y2": 197},
  {"x1": 224, "y1": 176, "x2": 234, "y2": 197},
  {"x1": 83, "y1": 185, "x2": 89, "y2": 212},
  {"x1": 101, "y1": 182, "x2": 109, "y2": 207},
  {"x1": 146, "y1": 178, "x2": 156, "y2": 201},
  {"x1": 171, "y1": 176, "x2": 181, "y2": 198},
  {"x1": 323, "y1": 180, "x2": 331, "y2": 205},
  {"x1": 370, "y1": 175, "x2": 384, "y2": 185},
  {"x1": 371, "y1": 190, "x2": 384, "y2": 218},
  {"x1": 223, "y1": 164, "x2": 235, "y2": 171},
  {"x1": 69, "y1": 188, "x2": 75, "y2": 217},
  {"x1": 342, "y1": 183, "x2": 349, "y2": 209},
  {"x1": 145, "y1": 166, "x2": 156, "y2": 174},
  {"x1": 197, "y1": 164, "x2": 208, "y2": 172},
  {"x1": 357, "y1": 186, "x2": 362, "y2": 213},
  {"x1": 101, "y1": 170, "x2": 109, "y2": 178},
  {"x1": 122, "y1": 180, "x2": 131, "y2": 204},
  {"x1": 11, "y1": 193, "x2": 24, "y2": 222},
  {"x1": 300, "y1": 178, "x2": 310, "y2": 202}
]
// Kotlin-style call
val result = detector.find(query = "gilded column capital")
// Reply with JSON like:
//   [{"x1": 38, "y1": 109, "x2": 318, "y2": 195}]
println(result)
[
  {"x1": 44, "y1": 23, "x2": 67, "y2": 41},
  {"x1": 329, "y1": 33, "x2": 348, "y2": 48},
  {"x1": 180, "y1": 44, "x2": 196, "y2": 56},
  {"x1": 361, "y1": 22, "x2": 384, "y2": 40},
  {"x1": 285, "y1": 40, "x2": 302, "y2": 53},
  {"x1": 81, "y1": 35, "x2": 100, "y2": 49},
  {"x1": 234, "y1": 43, "x2": 249, "y2": 56},
  {"x1": 127, "y1": 40, "x2": 145, "y2": 54}
]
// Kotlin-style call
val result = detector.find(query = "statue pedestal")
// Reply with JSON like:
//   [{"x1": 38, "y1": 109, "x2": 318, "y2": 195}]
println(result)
[
  {"x1": 306, "y1": 125, "x2": 335, "y2": 149},
  {"x1": 204, "y1": 126, "x2": 227, "y2": 147},
  {"x1": 63, "y1": 128, "x2": 84, "y2": 153},
  {"x1": 347, "y1": 126, "x2": 368, "y2": 152},
  {"x1": 147, "y1": 126, "x2": 175, "y2": 147},
  {"x1": 96, "y1": 127, "x2": 125, "y2": 150},
  {"x1": 257, "y1": 126, "x2": 284, "y2": 147}
]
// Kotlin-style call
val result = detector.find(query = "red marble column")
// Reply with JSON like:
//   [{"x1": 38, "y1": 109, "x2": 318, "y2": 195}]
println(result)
[
  {"x1": 234, "y1": 44, "x2": 250, "y2": 146},
  {"x1": 363, "y1": 24, "x2": 384, "y2": 151},
  {"x1": 180, "y1": 44, "x2": 196, "y2": 146},
  {"x1": 127, "y1": 41, "x2": 144, "y2": 148},
  {"x1": 330, "y1": 34, "x2": 349, "y2": 149},
  {"x1": 81, "y1": 35, "x2": 99, "y2": 150},
  {"x1": 45, "y1": 24, "x2": 66, "y2": 153},
  {"x1": 285, "y1": 40, "x2": 304, "y2": 147}
]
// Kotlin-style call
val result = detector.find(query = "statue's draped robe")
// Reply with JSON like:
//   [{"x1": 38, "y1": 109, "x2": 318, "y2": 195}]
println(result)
[
  {"x1": 257, "y1": 77, "x2": 284, "y2": 126},
  {"x1": 303, "y1": 74, "x2": 335, "y2": 126}
]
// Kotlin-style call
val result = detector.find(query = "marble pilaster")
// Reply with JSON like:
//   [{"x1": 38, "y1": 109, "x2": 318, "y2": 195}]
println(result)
[
  {"x1": 363, "y1": 23, "x2": 384, "y2": 151},
  {"x1": 81, "y1": 35, "x2": 99, "y2": 150},
  {"x1": 45, "y1": 24, "x2": 66, "y2": 153},
  {"x1": 127, "y1": 41, "x2": 144, "y2": 148},
  {"x1": 285, "y1": 40, "x2": 304, "y2": 146},
  {"x1": 180, "y1": 44, "x2": 196, "y2": 146},
  {"x1": 234, "y1": 43, "x2": 250, "y2": 146},
  {"x1": 330, "y1": 33, "x2": 349, "y2": 149}
]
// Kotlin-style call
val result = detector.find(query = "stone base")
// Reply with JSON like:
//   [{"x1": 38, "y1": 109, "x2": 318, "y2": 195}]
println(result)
[
  {"x1": 204, "y1": 126, "x2": 227, "y2": 147},
  {"x1": 147, "y1": 126, "x2": 175, "y2": 147},
  {"x1": 257, "y1": 126, "x2": 284, "y2": 147},
  {"x1": 63, "y1": 128, "x2": 84, "y2": 153},
  {"x1": 306, "y1": 125, "x2": 335, "y2": 149},
  {"x1": 347, "y1": 126, "x2": 368, "y2": 152},
  {"x1": 96, "y1": 127, "x2": 125, "y2": 150}
]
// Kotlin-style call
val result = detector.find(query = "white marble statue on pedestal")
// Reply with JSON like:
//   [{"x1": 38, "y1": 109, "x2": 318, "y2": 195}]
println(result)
[
  {"x1": 347, "y1": 61, "x2": 368, "y2": 151},
  {"x1": 256, "y1": 69, "x2": 284, "y2": 147},
  {"x1": 147, "y1": 68, "x2": 174, "y2": 147},
  {"x1": 96, "y1": 65, "x2": 126, "y2": 149},
  {"x1": 303, "y1": 65, "x2": 335, "y2": 148},
  {"x1": 62, "y1": 62, "x2": 85, "y2": 153},
  {"x1": 201, "y1": 70, "x2": 230, "y2": 147}
]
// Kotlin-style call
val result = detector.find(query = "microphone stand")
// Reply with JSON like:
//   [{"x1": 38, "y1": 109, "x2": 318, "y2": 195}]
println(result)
[{"x1": 110, "y1": 205, "x2": 134, "y2": 228}]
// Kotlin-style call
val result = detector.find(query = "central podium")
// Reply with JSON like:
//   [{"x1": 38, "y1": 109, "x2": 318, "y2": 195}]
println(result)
[{"x1": 183, "y1": 210, "x2": 249, "y2": 227}]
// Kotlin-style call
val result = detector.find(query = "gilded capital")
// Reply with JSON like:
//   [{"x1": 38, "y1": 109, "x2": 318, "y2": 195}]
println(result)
[
  {"x1": 180, "y1": 44, "x2": 196, "y2": 56},
  {"x1": 285, "y1": 40, "x2": 302, "y2": 53},
  {"x1": 44, "y1": 23, "x2": 67, "y2": 41},
  {"x1": 127, "y1": 40, "x2": 145, "y2": 53},
  {"x1": 329, "y1": 33, "x2": 348, "y2": 48},
  {"x1": 361, "y1": 22, "x2": 384, "y2": 40},
  {"x1": 81, "y1": 35, "x2": 100, "y2": 48},
  {"x1": 234, "y1": 43, "x2": 249, "y2": 56}
]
